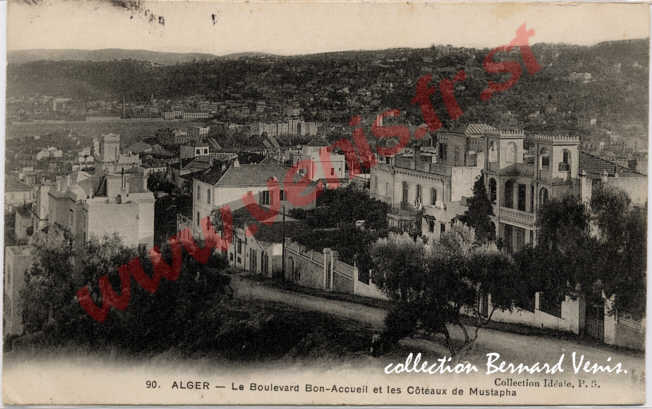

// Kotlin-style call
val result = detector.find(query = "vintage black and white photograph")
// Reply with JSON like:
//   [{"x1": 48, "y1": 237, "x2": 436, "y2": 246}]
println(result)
[{"x1": 2, "y1": 0, "x2": 649, "y2": 405}]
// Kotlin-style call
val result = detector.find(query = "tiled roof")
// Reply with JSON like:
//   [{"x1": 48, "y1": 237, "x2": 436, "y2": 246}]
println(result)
[
  {"x1": 126, "y1": 142, "x2": 152, "y2": 154},
  {"x1": 465, "y1": 123, "x2": 497, "y2": 136},
  {"x1": 579, "y1": 151, "x2": 644, "y2": 178},
  {"x1": 182, "y1": 156, "x2": 212, "y2": 172},
  {"x1": 5, "y1": 178, "x2": 32, "y2": 192},
  {"x1": 194, "y1": 165, "x2": 228, "y2": 185},
  {"x1": 305, "y1": 137, "x2": 328, "y2": 147},
  {"x1": 214, "y1": 163, "x2": 290, "y2": 187},
  {"x1": 206, "y1": 137, "x2": 222, "y2": 151}
]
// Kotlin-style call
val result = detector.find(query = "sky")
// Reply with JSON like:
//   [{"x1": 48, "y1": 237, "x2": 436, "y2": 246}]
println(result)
[{"x1": 6, "y1": 1, "x2": 651, "y2": 56}]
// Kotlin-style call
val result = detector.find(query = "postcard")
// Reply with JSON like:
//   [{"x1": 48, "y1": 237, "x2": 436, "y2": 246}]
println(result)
[{"x1": 2, "y1": 0, "x2": 648, "y2": 405}]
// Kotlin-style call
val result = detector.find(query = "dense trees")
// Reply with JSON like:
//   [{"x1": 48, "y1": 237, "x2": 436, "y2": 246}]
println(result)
[
  {"x1": 532, "y1": 186, "x2": 646, "y2": 318},
  {"x1": 19, "y1": 232, "x2": 232, "y2": 351},
  {"x1": 371, "y1": 224, "x2": 529, "y2": 356},
  {"x1": 147, "y1": 172, "x2": 175, "y2": 194},
  {"x1": 373, "y1": 184, "x2": 646, "y2": 354},
  {"x1": 289, "y1": 186, "x2": 390, "y2": 273}
]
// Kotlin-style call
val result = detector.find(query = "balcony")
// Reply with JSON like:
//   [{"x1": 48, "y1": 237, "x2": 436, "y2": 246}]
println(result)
[
  {"x1": 372, "y1": 192, "x2": 392, "y2": 204},
  {"x1": 498, "y1": 206, "x2": 536, "y2": 228}
]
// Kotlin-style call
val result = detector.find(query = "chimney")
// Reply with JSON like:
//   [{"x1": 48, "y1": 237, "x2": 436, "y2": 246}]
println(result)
[{"x1": 579, "y1": 170, "x2": 591, "y2": 205}]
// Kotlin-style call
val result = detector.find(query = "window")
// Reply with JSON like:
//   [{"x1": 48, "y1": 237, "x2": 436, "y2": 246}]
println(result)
[
  {"x1": 402, "y1": 181, "x2": 409, "y2": 203},
  {"x1": 416, "y1": 184, "x2": 422, "y2": 204},
  {"x1": 438, "y1": 143, "x2": 447, "y2": 161},
  {"x1": 207, "y1": 189, "x2": 211, "y2": 204},
  {"x1": 530, "y1": 185, "x2": 534, "y2": 213},
  {"x1": 261, "y1": 191, "x2": 270, "y2": 205},
  {"x1": 489, "y1": 178, "x2": 497, "y2": 204},
  {"x1": 518, "y1": 184, "x2": 526, "y2": 211},
  {"x1": 249, "y1": 249, "x2": 257, "y2": 272},
  {"x1": 196, "y1": 186, "x2": 201, "y2": 201},
  {"x1": 429, "y1": 219, "x2": 435, "y2": 232},
  {"x1": 330, "y1": 168, "x2": 335, "y2": 176},
  {"x1": 431, "y1": 188, "x2": 438, "y2": 205},
  {"x1": 385, "y1": 182, "x2": 390, "y2": 196},
  {"x1": 280, "y1": 190, "x2": 285, "y2": 201},
  {"x1": 237, "y1": 239, "x2": 242, "y2": 254},
  {"x1": 489, "y1": 141, "x2": 497, "y2": 162},
  {"x1": 440, "y1": 223, "x2": 446, "y2": 234},
  {"x1": 197, "y1": 212, "x2": 200, "y2": 226}
]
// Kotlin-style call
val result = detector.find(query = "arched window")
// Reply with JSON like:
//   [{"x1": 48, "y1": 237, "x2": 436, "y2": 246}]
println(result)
[
  {"x1": 560, "y1": 149, "x2": 571, "y2": 171},
  {"x1": 539, "y1": 187, "x2": 549, "y2": 205},
  {"x1": 540, "y1": 148, "x2": 550, "y2": 170},
  {"x1": 489, "y1": 141, "x2": 498, "y2": 162},
  {"x1": 504, "y1": 180, "x2": 515, "y2": 208},
  {"x1": 489, "y1": 178, "x2": 497, "y2": 204}
]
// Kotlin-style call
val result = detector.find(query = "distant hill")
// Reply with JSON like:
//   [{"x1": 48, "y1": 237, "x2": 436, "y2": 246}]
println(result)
[
  {"x1": 8, "y1": 48, "x2": 219, "y2": 65},
  {"x1": 6, "y1": 40, "x2": 648, "y2": 148}
]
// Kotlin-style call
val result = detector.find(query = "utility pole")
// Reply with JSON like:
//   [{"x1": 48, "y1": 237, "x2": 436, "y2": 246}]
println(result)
[{"x1": 281, "y1": 205, "x2": 286, "y2": 281}]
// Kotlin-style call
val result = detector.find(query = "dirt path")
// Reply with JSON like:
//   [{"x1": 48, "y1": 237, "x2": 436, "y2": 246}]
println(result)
[{"x1": 231, "y1": 275, "x2": 645, "y2": 379}]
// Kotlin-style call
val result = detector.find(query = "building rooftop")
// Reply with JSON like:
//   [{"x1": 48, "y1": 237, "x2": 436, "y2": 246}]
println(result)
[
  {"x1": 464, "y1": 123, "x2": 497, "y2": 137},
  {"x1": 214, "y1": 163, "x2": 291, "y2": 187},
  {"x1": 194, "y1": 164, "x2": 229, "y2": 185},
  {"x1": 579, "y1": 151, "x2": 645, "y2": 178},
  {"x1": 5, "y1": 178, "x2": 32, "y2": 192},
  {"x1": 125, "y1": 142, "x2": 152, "y2": 154}
]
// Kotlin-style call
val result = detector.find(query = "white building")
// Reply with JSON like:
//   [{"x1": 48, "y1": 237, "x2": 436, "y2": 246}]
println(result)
[{"x1": 292, "y1": 139, "x2": 346, "y2": 185}]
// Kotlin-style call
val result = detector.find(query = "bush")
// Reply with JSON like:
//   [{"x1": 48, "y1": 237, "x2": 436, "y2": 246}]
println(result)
[{"x1": 382, "y1": 302, "x2": 419, "y2": 344}]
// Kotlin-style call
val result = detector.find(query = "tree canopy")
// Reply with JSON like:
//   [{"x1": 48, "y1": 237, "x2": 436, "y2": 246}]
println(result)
[
  {"x1": 371, "y1": 223, "x2": 529, "y2": 356},
  {"x1": 459, "y1": 174, "x2": 495, "y2": 243},
  {"x1": 20, "y1": 232, "x2": 232, "y2": 351}
]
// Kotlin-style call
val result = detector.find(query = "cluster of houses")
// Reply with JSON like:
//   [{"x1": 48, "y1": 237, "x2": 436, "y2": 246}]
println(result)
[
  {"x1": 369, "y1": 124, "x2": 646, "y2": 349},
  {"x1": 4, "y1": 122, "x2": 646, "y2": 351}
]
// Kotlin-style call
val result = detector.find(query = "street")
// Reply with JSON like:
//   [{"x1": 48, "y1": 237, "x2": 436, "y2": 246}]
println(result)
[{"x1": 231, "y1": 275, "x2": 645, "y2": 381}]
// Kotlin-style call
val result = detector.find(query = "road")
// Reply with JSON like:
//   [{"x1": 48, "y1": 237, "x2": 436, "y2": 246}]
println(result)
[{"x1": 231, "y1": 275, "x2": 645, "y2": 380}]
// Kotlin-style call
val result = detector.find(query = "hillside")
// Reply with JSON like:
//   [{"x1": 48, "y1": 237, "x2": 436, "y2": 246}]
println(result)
[{"x1": 6, "y1": 40, "x2": 649, "y2": 145}]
